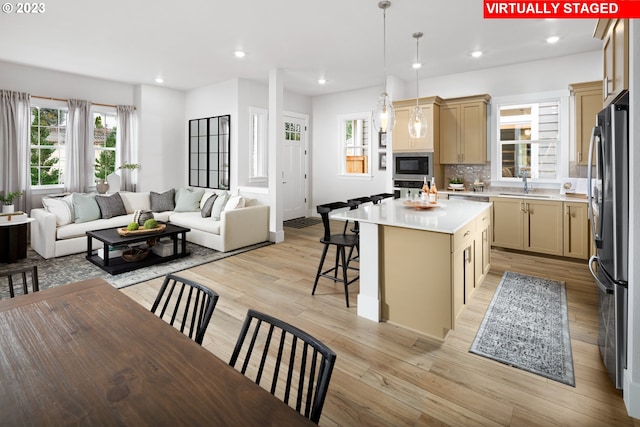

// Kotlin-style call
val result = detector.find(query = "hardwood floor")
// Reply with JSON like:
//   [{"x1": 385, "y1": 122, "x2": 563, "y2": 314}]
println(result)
[{"x1": 121, "y1": 223, "x2": 639, "y2": 426}]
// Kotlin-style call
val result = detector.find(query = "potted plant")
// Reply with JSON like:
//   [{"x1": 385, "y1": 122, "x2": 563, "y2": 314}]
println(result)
[
  {"x1": 449, "y1": 177, "x2": 464, "y2": 190},
  {"x1": 0, "y1": 190, "x2": 24, "y2": 214}
]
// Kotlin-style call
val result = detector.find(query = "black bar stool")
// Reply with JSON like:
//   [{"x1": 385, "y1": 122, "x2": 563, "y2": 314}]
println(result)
[
  {"x1": 312, "y1": 201, "x2": 359, "y2": 307},
  {"x1": 370, "y1": 193, "x2": 395, "y2": 204}
]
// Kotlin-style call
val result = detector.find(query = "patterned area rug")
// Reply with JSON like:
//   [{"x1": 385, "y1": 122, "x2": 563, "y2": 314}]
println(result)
[
  {"x1": 0, "y1": 241, "x2": 272, "y2": 297},
  {"x1": 283, "y1": 217, "x2": 322, "y2": 229},
  {"x1": 470, "y1": 271, "x2": 575, "y2": 387}
]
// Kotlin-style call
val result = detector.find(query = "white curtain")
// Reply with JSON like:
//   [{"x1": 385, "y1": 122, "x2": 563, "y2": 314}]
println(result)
[
  {"x1": 66, "y1": 99, "x2": 92, "y2": 193},
  {"x1": 0, "y1": 90, "x2": 32, "y2": 213},
  {"x1": 116, "y1": 105, "x2": 138, "y2": 192}
]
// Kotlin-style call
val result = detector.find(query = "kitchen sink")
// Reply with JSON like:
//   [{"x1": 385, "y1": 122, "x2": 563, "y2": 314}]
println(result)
[{"x1": 499, "y1": 192, "x2": 552, "y2": 199}]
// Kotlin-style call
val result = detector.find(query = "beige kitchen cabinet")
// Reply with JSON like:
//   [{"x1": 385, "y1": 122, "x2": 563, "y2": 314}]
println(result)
[
  {"x1": 570, "y1": 81, "x2": 603, "y2": 166},
  {"x1": 563, "y1": 201, "x2": 590, "y2": 259},
  {"x1": 474, "y1": 210, "x2": 491, "y2": 287},
  {"x1": 392, "y1": 96, "x2": 441, "y2": 152},
  {"x1": 595, "y1": 19, "x2": 628, "y2": 107},
  {"x1": 491, "y1": 197, "x2": 563, "y2": 256},
  {"x1": 439, "y1": 94, "x2": 490, "y2": 164}
]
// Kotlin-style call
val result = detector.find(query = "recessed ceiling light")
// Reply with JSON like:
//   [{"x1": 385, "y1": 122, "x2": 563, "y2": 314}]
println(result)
[
  {"x1": 155, "y1": 77, "x2": 164, "y2": 84},
  {"x1": 318, "y1": 78, "x2": 327, "y2": 85},
  {"x1": 234, "y1": 50, "x2": 246, "y2": 58},
  {"x1": 412, "y1": 62, "x2": 422, "y2": 69},
  {"x1": 546, "y1": 36, "x2": 560, "y2": 44},
  {"x1": 471, "y1": 50, "x2": 483, "y2": 58}
]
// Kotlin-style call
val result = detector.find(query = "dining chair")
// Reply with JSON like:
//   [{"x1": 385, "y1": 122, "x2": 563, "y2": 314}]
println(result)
[
  {"x1": 150, "y1": 273, "x2": 219, "y2": 345},
  {"x1": 312, "y1": 201, "x2": 359, "y2": 307},
  {"x1": 0, "y1": 265, "x2": 39, "y2": 298},
  {"x1": 229, "y1": 309, "x2": 337, "y2": 425}
]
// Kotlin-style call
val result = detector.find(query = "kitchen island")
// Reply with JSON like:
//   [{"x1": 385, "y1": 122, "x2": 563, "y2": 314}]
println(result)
[{"x1": 333, "y1": 198, "x2": 492, "y2": 339}]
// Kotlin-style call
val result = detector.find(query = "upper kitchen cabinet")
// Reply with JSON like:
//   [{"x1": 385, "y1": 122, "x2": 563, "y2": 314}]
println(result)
[
  {"x1": 569, "y1": 81, "x2": 603, "y2": 166},
  {"x1": 392, "y1": 96, "x2": 441, "y2": 152},
  {"x1": 594, "y1": 19, "x2": 628, "y2": 107},
  {"x1": 439, "y1": 94, "x2": 491, "y2": 164}
]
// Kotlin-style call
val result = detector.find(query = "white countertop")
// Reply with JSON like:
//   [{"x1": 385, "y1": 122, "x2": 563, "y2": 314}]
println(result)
[{"x1": 332, "y1": 198, "x2": 491, "y2": 234}]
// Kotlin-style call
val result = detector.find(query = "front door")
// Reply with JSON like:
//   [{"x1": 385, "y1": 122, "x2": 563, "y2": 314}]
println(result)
[{"x1": 282, "y1": 115, "x2": 307, "y2": 221}]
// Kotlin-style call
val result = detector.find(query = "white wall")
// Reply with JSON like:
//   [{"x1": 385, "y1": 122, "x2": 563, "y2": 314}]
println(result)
[
  {"x1": 0, "y1": 60, "x2": 134, "y2": 105},
  {"x1": 135, "y1": 84, "x2": 186, "y2": 192},
  {"x1": 625, "y1": 19, "x2": 639, "y2": 420}
]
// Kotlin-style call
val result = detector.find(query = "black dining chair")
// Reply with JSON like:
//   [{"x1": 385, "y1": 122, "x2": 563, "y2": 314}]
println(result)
[
  {"x1": 229, "y1": 309, "x2": 337, "y2": 425},
  {"x1": 312, "y1": 201, "x2": 359, "y2": 307},
  {"x1": 150, "y1": 273, "x2": 219, "y2": 345},
  {"x1": 0, "y1": 265, "x2": 39, "y2": 298}
]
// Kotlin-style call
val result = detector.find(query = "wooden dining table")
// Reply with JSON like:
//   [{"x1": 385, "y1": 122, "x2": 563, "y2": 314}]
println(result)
[{"x1": 0, "y1": 278, "x2": 315, "y2": 426}]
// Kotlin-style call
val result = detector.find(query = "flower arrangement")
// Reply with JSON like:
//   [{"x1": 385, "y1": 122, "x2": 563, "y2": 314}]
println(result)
[
  {"x1": 0, "y1": 190, "x2": 24, "y2": 206},
  {"x1": 449, "y1": 177, "x2": 464, "y2": 185}
]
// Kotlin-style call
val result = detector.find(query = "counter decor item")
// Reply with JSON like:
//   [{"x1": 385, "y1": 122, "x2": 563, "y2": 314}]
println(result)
[
  {"x1": 402, "y1": 200, "x2": 443, "y2": 210},
  {"x1": 449, "y1": 178, "x2": 464, "y2": 190}
]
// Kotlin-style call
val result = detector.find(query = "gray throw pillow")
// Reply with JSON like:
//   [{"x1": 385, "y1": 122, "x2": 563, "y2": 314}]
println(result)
[
  {"x1": 150, "y1": 189, "x2": 175, "y2": 212},
  {"x1": 72, "y1": 193, "x2": 101, "y2": 223},
  {"x1": 201, "y1": 193, "x2": 218, "y2": 217},
  {"x1": 211, "y1": 191, "x2": 229, "y2": 221},
  {"x1": 95, "y1": 192, "x2": 127, "y2": 219}
]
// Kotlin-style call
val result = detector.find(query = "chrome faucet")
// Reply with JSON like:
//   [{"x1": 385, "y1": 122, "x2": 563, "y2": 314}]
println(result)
[{"x1": 522, "y1": 172, "x2": 529, "y2": 194}]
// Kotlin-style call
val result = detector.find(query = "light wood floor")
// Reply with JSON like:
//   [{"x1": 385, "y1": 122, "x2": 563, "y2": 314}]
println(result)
[{"x1": 121, "y1": 223, "x2": 639, "y2": 426}]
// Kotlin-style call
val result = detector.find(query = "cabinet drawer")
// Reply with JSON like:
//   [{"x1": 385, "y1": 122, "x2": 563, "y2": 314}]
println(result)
[
  {"x1": 475, "y1": 208, "x2": 490, "y2": 231},
  {"x1": 452, "y1": 220, "x2": 475, "y2": 252}
]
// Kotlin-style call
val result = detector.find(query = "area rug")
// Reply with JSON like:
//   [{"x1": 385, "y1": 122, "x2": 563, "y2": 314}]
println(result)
[
  {"x1": 0, "y1": 241, "x2": 272, "y2": 296},
  {"x1": 283, "y1": 217, "x2": 322, "y2": 228},
  {"x1": 469, "y1": 271, "x2": 575, "y2": 387}
]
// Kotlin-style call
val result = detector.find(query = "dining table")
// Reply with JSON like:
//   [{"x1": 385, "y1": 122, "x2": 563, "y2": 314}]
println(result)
[{"x1": 0, "y1": 278, "x2": 315, "y2": 426}]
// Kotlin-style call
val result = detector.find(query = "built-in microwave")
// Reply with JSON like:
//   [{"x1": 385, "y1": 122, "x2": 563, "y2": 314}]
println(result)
[{"x1": 392, "y1": 152, "x2": 433, "y2": 182}]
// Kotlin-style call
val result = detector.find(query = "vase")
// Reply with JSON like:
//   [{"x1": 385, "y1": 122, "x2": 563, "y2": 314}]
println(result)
[
  {"x1": 2, "y1": 205, "x2": 14, "y2": 214},
  {"x1": 96, "y1": 180, "x2": 109, "y2": 194}
]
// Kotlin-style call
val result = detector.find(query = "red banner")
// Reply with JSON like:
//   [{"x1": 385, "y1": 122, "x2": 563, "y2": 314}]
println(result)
[{"x1": 484, "y1": 1, "x2": 640, "y2": 18}]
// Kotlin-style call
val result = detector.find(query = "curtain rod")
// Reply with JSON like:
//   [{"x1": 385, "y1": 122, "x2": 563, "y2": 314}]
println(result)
[{"x1": 31, "y1": 95, "x2": 135, "y2": 109}]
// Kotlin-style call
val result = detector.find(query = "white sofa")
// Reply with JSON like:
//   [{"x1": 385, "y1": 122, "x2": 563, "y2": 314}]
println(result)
[{"x1": 30, "y1": 189, "x2": 270, "y2": 259}]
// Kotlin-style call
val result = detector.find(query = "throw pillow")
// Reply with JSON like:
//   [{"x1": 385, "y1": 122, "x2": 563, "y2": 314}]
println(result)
[
  {"x1": 201, "y1": 193, "x2": 218, "y2": 218},
  {"x1": 120, "y1": 191, "x2": 151, "y2": 213},
  {"x1": 95, "y1": 192, "x2": 127, "y2": 219},
  {"x1": 150, "y1": 189, "x2": 175, "y2": 212},
  {"x1": 174, "y1": 187, "x2": 205, "y2": 212},
  {"x1": 224, "y1": 195, "x2": 246, "y2": 212},
  {"x1": 41, "y1": 194, "x2": 74, "y2": 226},
  {"x1": 200, "y1": 191, "x2": 216, "y2": 209},
  {"x1": 210, "y1": 191, "x2": 229, "y2": 221},
  {"x1": 72, "y1": 193, "x2": 101, "y2": 223}
]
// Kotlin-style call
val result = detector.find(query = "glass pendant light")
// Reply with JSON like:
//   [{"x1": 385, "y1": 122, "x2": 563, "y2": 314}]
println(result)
[
  {"x1": 372, "y1": 1, "x2": 395, "y2": 134},
  {"x1": 408, "y1": 32, "x2": 427, "y2": 139}
]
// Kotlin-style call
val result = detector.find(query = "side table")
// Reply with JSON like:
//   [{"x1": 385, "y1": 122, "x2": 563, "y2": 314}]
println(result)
[{"x1": 0, "y1": 217, "x2": 34, "y2": 263}]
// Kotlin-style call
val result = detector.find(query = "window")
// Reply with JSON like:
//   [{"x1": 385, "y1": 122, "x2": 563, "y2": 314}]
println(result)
[
  {"x1": 30, "y1": 105, "x2": 67, "y2": 187},
  {"x1": 188, "y1": 115, "x2": 230, "y2": 189},
  {"x1": 93, "y1": 110, "x2": 117, "y2": 182},
  {"x1": 249, "y1": 108, "x2": 267, "y2": 181},
  {"x1": 339, "y1": 113, "x2": 370, "y2": 176},
  {"x1": 496, "y1": 99, "x2": 561, "y2": 181}
]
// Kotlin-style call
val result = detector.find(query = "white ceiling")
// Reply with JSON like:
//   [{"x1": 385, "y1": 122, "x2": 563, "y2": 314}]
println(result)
[{"x1": 0, "y1": 0, "x2": 602, "y2": 96}]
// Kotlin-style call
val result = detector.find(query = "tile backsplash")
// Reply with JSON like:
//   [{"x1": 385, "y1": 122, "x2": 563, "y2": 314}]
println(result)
[{"x1": 443, "y1": 163, "x2": 492, "y2": 187}]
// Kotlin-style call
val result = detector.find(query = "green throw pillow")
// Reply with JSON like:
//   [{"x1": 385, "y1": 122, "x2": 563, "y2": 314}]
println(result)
[
  {"x1": 72, "y1": 193, "x2": 101, "y2": 223},
  {"x1": 174, "y1": 187, "x2": 205, "y2": 212},
  {"x1": 211, "y1": 191, "x2": 229, "y2": 220}
]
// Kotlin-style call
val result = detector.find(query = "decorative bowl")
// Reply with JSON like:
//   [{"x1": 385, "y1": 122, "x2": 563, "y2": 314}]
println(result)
[
  {"x1": 449, "y1": 183, "x2": 464, "y2": 189},
  {"x1": 121, "y1": 247, "x2": 150, "y2": 262}
]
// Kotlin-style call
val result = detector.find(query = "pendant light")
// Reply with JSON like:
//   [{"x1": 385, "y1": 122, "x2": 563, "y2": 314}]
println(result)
[
  {"x1": 408, "y1": 32, "x2": 427, "y2": 139},
  {"x1": 372, "y1": 1, "x2": 395, "y2": 134}
]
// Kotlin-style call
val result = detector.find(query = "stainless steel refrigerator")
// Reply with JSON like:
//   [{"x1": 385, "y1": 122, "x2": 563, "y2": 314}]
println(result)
[{"x1": 588, "y1": 91, "x2": 629, "y2": 389}]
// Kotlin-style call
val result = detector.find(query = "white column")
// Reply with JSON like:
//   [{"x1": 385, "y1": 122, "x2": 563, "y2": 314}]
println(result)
[
  {"x1": 268, "y1": 69, "x2": 284, "y2": 243},
  {"x1": 357, "y1": 221, "x2": 381, "y2": 321}
]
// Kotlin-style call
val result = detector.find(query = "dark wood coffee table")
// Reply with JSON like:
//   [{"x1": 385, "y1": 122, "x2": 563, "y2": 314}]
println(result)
[{"x1": 86, "y1": 223, "x2": 190, "y2": 275}]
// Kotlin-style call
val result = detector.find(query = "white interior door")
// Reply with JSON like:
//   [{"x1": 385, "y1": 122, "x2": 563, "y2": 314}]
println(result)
[{"x1": 282, "y1": 115, "x2": 307, "y2": 221}]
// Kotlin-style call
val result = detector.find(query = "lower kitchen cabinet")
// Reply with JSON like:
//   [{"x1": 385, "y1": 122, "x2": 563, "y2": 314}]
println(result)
[
  {"x1": 491, "y1": 197, "x2": 589, "y2": 259},
  {"x1": 491, "y1": 197, "x2": 563, "y2": 256},
  {"x1": 564, "y1": 201, "x2": 590, "y2": 259}
]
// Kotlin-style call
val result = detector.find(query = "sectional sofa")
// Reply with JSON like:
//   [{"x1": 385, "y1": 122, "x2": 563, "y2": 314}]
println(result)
[{"x1": 30, "y1": 188, "x2": 270, "y2": 259}]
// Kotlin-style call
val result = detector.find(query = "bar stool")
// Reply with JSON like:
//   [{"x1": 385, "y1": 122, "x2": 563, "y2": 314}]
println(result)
[
  {"x1": 345, "y1": 196, "x2": 374, "y2": 262},
  {"x1": 312, "y1": 201, "x2": 359, "y2": 307},
  {"x1": 370, "y1": 193, "x2": 395, "y2": 204}
]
